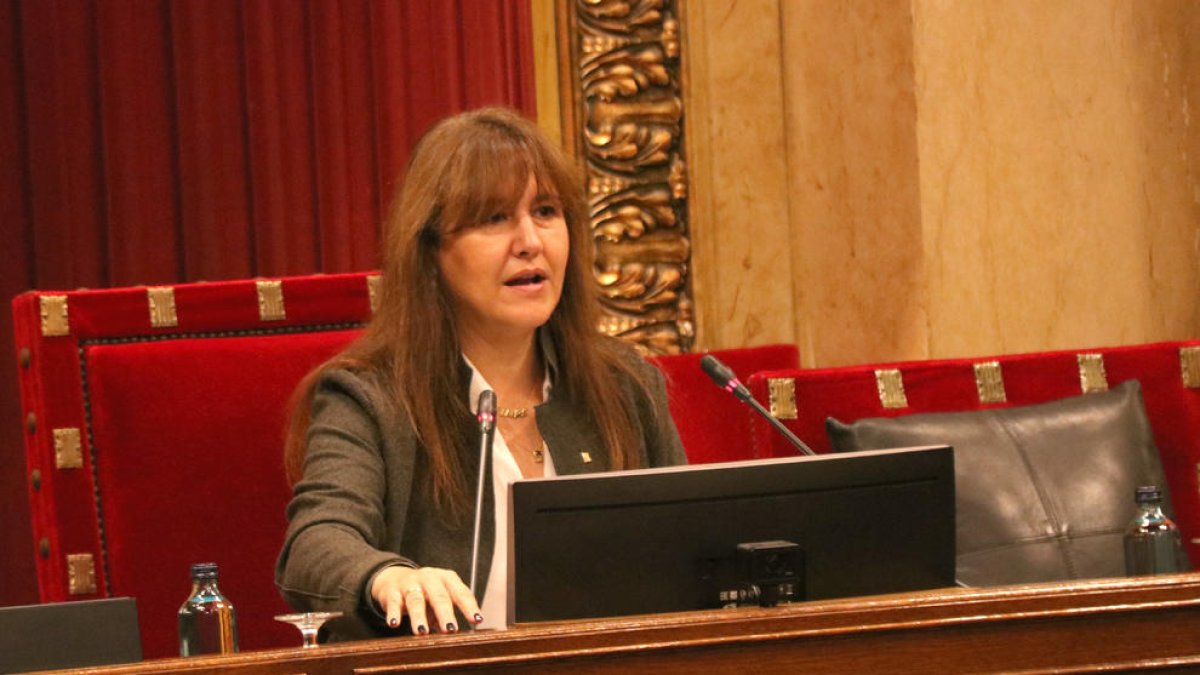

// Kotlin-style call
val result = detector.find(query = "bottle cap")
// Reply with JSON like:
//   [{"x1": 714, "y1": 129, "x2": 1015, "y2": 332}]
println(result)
[
  {"x1": 1134, "y1": 485, "x2": 1162, "y2": 504},
  {"x1": 190, "y1": 562, "x2": 219, "y2": 580}
]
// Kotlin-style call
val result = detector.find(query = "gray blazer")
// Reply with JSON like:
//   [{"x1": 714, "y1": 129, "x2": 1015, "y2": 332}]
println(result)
[{"x1": 275, "y1": 348, "x2": 686, "y2": 640}]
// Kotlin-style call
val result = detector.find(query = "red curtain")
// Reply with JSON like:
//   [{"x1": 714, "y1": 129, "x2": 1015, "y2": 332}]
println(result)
[{"x1": 0, "y1": 0, "x2": 535, "y2": 605}]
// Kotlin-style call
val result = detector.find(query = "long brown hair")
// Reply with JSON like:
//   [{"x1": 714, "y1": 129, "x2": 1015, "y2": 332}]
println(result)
[{"x1": 284, "y1": 107, "x2": 655, "y2": 518}]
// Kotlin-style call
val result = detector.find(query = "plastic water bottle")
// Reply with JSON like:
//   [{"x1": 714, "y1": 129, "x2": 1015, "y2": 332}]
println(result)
[
  {"x1": 1123, "y1": 486, "x2": 1187, "y2": 576},
  {"x1": 178, "y1": 562, "x2": 239, "y2": 656}
]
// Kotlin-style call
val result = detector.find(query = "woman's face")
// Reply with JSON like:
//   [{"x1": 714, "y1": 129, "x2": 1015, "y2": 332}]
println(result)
[{"x1": 437, "y1": 173, "x2": 570, "y2": 343}]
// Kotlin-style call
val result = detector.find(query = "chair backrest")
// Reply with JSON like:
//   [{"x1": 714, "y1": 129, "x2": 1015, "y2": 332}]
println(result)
[
  {"x1": 12, "y1": 271, "x2": 796, "y2": 658},
  {"x1": 12, "y1": 273, "x2": 374, "y2": 658},
  {"x1": 745, "y1": 341, "x2": 1200, "y2": 569}
]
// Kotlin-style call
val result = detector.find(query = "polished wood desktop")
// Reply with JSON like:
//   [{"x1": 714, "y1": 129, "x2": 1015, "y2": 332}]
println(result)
[{"x1": 52, "y1": 574, "x2": 1200, "y2": 675}]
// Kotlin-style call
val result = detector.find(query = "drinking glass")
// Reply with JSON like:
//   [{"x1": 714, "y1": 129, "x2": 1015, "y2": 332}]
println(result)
[{"x1": 274, "y1": 611, "x2": 342, "y2": 648}]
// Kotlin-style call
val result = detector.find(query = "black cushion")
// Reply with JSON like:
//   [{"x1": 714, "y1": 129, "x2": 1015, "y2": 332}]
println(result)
[{"x1": 826, "y1": 380, "x2": 1180, "y2": 586}]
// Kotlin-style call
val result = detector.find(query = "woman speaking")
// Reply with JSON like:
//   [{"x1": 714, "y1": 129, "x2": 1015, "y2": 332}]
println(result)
[{"x1": 275, "y1": 108, "x2": 686, "y2": 640}]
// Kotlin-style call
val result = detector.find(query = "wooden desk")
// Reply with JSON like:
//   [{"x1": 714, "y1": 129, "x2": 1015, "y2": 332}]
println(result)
[{"x1": 57, "y1": 574, "x2": 1200, "y2": 674}]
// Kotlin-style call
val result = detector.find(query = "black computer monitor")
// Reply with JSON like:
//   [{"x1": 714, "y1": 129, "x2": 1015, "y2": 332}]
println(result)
[
  {"x1": 507, "y1": 445, "x2": 955, "y2": 624},
  {"x1": 0, "y1": 597, "x2": 142, "y2": 673}
]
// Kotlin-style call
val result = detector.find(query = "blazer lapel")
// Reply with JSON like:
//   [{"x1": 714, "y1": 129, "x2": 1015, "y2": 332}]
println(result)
[{"x1": 536, "y1": 396, "x2": 609, "y2": 475}]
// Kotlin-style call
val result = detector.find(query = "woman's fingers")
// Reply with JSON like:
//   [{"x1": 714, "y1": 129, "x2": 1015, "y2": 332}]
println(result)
[
  {"x1": 369, "y1": 566, "x2": 481, "y2": 635},
  {"x1": 422, "y1": 568, "x2": 478, "y2": 632},
  {"x1": 442, "y1": 570, "x2": 485, "y2": 626},
  {"x1": 423, "y1": 580, "x2": 457, "y2": 633},
  {"x1": 384, "y1": 587, "x2": 406, "y2": 628},
  {"x1": 403, "y1": 585, "x2": 430, "y2": 635},
  {"x1": 372, "y1": 566, "x2": 415, "y2": 629}
]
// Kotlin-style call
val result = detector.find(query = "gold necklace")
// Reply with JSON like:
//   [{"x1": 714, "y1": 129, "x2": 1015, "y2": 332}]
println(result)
[
  {"x1": 497, "y1": 406, "x2": 528, "y2": 419},
  {"x1": 501, "y1": 421, "x2": 545, "y2": 464},
  {"x1": 507, "y1": 437, "x2": 544, "y2": 464}
]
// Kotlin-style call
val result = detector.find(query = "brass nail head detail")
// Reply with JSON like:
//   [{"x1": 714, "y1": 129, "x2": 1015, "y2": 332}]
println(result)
[
  {"x1": 1077, "y1": 353, "x2": 1109, "y2": 393},
  {"x1": 19, "y1": 347, "x2": 31, "y2": 369},
  {"x1": 54, "y1": 428, "x2": 83, "y2": 469},
  {"x1": 26, "y1": 412, "x2": 36, "y2": 434},
  {"x1": 147, "y1": 286, "x2": 179, "y2": 328},
  {"x1": 973, "y1": 361, "x2": 1007, "y2": 404},
  {"x1": 767, "y1": 378, "x2": 797, "y2": 420},
  {"x1": 39, "y1": 538, "x2": 50, "y2": 559},
  {"x1": 67, "y1": 553, "x2": 97, "y2": 595},
  {"x1": 1180, "y1": 346, "x2": 1200, "y2": 389},
  {"x1": 875, "y1": 369, "x2": 909, "y2": 409},
  {"x1": 367, "y1": 274, "x2": 382, "y2": 314},
  {"x1": 31, "y1": 469, "x2": 41, "y2": 491},
  {"x1": 39, "y1": 295, "x2": 70, "y2": 337},
  {"x1": 256, "y1": 280, "x2": 286, "y2": 322}
]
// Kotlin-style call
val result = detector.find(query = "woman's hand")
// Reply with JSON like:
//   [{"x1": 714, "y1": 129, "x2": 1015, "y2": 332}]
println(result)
[{"x1": 370, "y1": 565, "x2": 483, "y2": 635}]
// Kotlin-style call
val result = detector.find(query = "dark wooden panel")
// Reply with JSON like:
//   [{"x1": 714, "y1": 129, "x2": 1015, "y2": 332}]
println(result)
[{"x1": 42, "y1": 574, "x2": 1200, "y2": 675}]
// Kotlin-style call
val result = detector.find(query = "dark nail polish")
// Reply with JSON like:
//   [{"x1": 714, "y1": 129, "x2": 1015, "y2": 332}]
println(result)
[
  {"x1": 473, "y1": 613, "x2": 483, "y2": 624},
  {"x1": 417, "y1": 624, "x2": 428, "y2": 635},
  {"x1": 446, "y1": 622, "x2": 457, "y2": 633}
]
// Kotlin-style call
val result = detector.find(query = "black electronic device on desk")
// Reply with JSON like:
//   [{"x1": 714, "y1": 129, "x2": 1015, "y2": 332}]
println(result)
[
  {"x1": 506, "y1": 445, "x2": 955, "y2": 624},
  {"x1": 0, "y1": 597, "x2": 142, "y2": 673}
]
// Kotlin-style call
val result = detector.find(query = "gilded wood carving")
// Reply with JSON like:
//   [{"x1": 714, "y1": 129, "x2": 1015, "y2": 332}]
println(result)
[{"x1": 563, "y1": 0, "x2": 694, "y2": 354}]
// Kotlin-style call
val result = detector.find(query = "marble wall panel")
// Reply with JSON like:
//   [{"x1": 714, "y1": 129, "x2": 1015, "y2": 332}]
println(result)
[
  {"x1": 780, "y1": 0, "x2": 928, "y2": 366},
  {"x1": 656, "y1": 0, "x2": 1197, "y2": 363},
  {"x1": 684, "y1": 0, "x2": 797, "y2": 350},
  {"x1": 1130, "y1": 3, "x2": 1200, "y2": 344},
  {"x1": 913, "y1": 0, "x2": 1199, "y2": 358}
]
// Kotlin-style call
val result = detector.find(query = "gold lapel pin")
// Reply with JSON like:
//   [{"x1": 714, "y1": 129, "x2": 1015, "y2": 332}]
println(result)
[{"x1": 580, "y1": 451, "x2": 592, "y2": 464}]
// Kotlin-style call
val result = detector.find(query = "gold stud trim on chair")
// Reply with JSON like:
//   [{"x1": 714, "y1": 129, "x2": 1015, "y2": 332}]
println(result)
[
  {"x1": 146, "y1": 286, "x2": 179, "y2": 328},
  {"x1": 1180, "y1": 346, "x2": 1200, "y2": 389},
  {"x1": 54, "y1": 428, "x2": 83, "y2": 469},
  {"x1": 67, "y1": 553, "x2": 97, "y2": 595},
  {"x1": 768, "y1": 378, "x2": 797, "y2": 420},
  {"x1": 256, "y1": 280, "x2": 286, "y2": 322},
  {"x1": 367, "y1": 274, "x2": 381, "y2": 314},
  {"x1": 875, "y1": 369, "x2": 909, "y2": 409},
  {"x1": 1077, "y1": 353, "x2": 1108, "y2": 393},
  {"x1": 974, "y1": 361, "x2": 1007, "y2": 404},
  {"x1": 40, "y1": 295, "x2": 70, "y2": 336}
]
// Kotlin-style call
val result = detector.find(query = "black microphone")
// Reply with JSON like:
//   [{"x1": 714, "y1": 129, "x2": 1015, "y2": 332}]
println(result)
[
  {"x1": 699, "y1": 354, "x2": 815, "y2": 457},
  {"x1": 469, "y1": 390, "x2": 497, "y2": 598}
]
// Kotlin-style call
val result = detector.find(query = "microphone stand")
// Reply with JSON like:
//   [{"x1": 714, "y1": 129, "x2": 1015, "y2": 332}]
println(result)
[
  {"x1": 700, "y1": 355, "x2": 816, "y2": 457},
  {"x1": 739, "y1": 389, "x2": 816, "y2": 457},
  {"x1": 469, "y1": 390, "x2": 497, "y2": 598}
]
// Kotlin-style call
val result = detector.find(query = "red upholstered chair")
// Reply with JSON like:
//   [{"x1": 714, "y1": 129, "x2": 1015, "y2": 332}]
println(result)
[
  {"x1": 11, "y1": 273, "x2": 375, "y2": 658},
  {"x1": 745, "y1": 341, "x2": 1200, "y2": 570},
  {"x1": 650, "y1": 344, "x2": 800, "y2": 464},
  {"x1": 12, "y1": 270, "x2": 798, "y2": 659}
]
